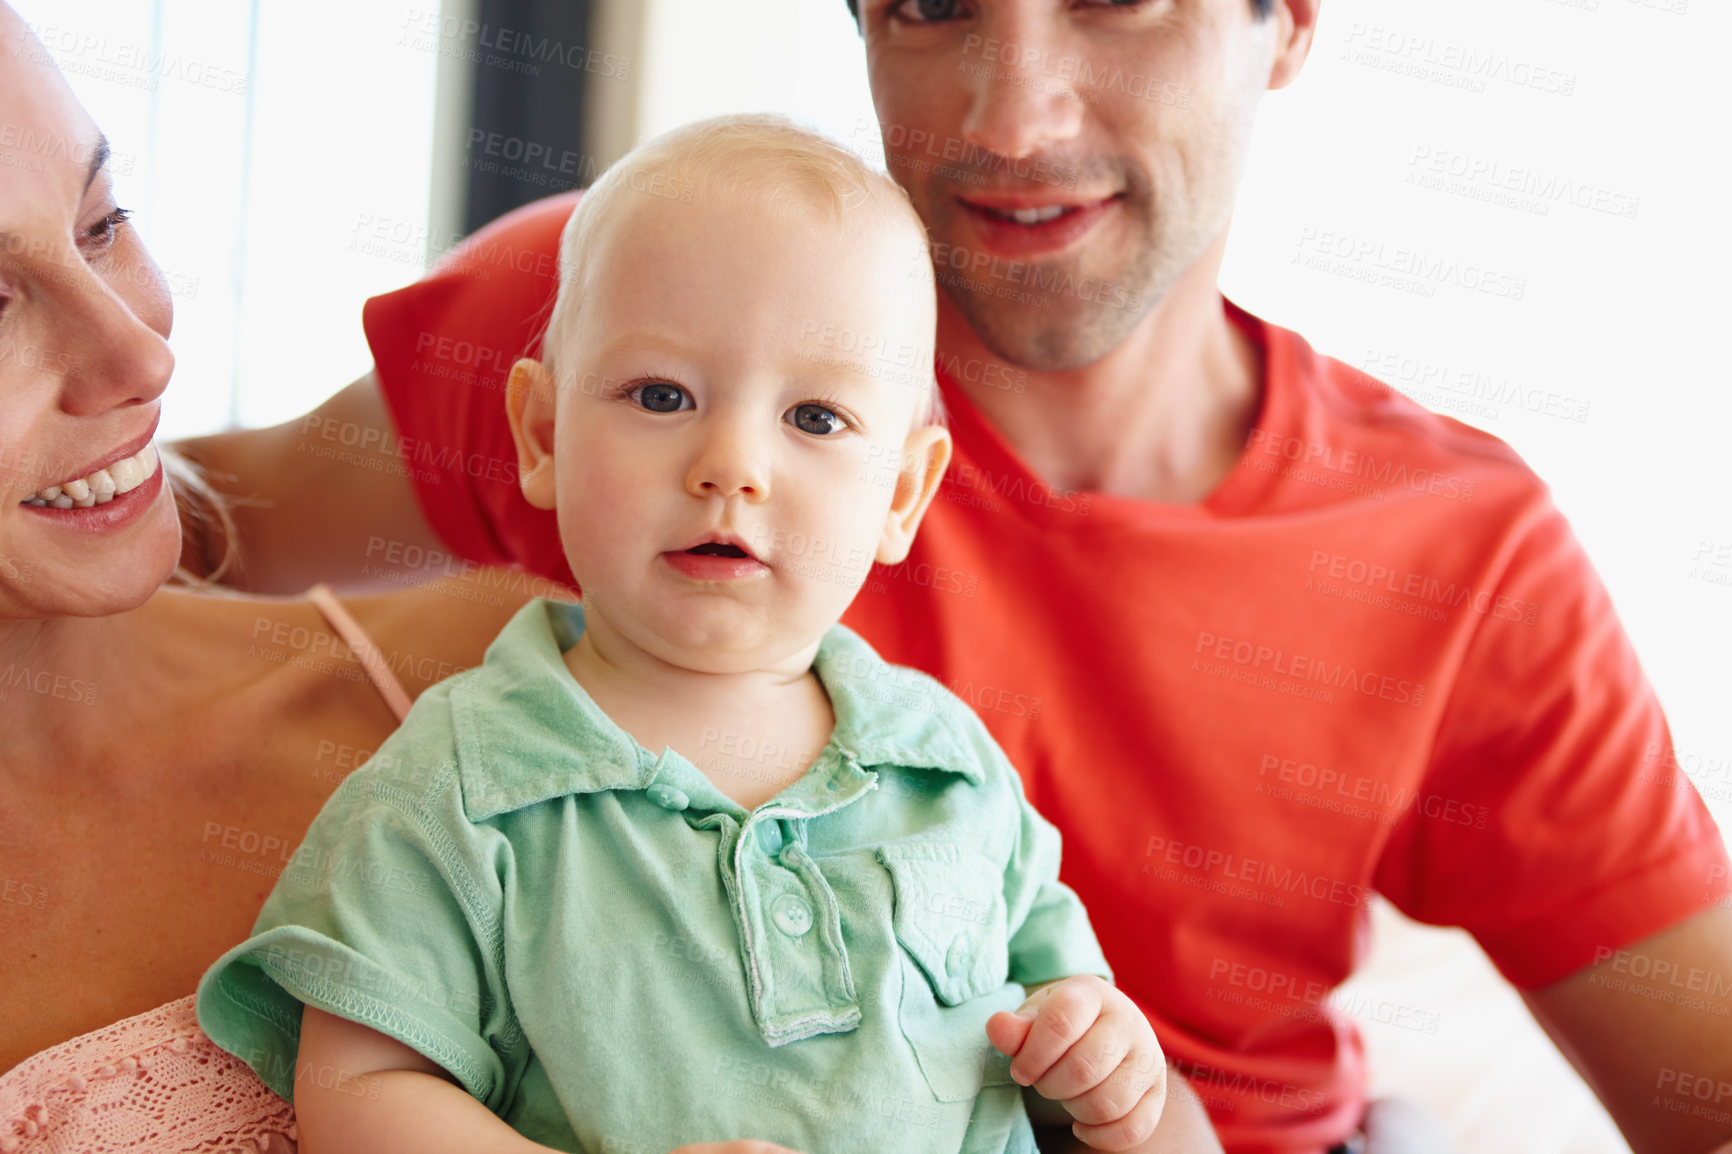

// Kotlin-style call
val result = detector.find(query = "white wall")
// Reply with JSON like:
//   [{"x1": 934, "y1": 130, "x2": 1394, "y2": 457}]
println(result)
[
  {"x1": 17, "y1": 0, "x2": 439, "y2": 437},
  {"x1": 1220, "y1": 0, "x2": 1731, "y2": 839}
]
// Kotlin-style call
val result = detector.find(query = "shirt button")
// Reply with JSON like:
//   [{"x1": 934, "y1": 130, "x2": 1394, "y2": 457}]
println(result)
[
  {"x1": 770, "y1": 893, "x2": 813, "y2": 937},
  {"x1": 756, "y1": 822, "x2": 784, "y2": 855},
  {"x1": 946, "y1": 934, "x2": 973, "y2": 981},
  {"x1": 647, "y1": 783, "x2": 689, "y2": 812}
]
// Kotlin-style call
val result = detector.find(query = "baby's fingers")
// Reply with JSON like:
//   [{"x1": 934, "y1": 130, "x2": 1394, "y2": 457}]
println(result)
[
  {"x1": 1008, "y1": 976, "x2": 1107, "y2": 1089},
  {"x1": 1049, "y1": 1042, "x2": 1165, "y2": 1125},
  {"x1": 986, "y1": 1009, "x2": 1035, "y2": 1058},
  {"x1": 1071, "y1": 1080, "x2": 1167, "y2": 1153}
]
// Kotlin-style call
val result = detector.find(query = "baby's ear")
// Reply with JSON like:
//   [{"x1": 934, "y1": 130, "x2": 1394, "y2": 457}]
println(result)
[
  {"x1": 505, "y1": 358, "x2": 559, "y2": 511},
  {"x1": 875, "y1": 424, "x2": 953, "y2": 565}
]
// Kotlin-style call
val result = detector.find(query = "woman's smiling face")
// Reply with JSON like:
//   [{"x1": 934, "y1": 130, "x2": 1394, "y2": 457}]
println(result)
[{"x1": 0, "y1": 10, "x2": 180, "y2": 623}]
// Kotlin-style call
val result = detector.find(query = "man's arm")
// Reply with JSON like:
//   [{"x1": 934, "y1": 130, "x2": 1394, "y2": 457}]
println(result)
[
  {"x1": 173, "y1": 370, "x2": 446, "y2": 593},
  {"x1": 1522, "y1": 905, "x2": 1732, "y2": 1154}
]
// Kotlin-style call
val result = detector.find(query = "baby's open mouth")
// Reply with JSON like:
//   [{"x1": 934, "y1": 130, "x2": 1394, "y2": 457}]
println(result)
[{"x1": 685, "y1": 543, "x2": 748, "y2": 558}]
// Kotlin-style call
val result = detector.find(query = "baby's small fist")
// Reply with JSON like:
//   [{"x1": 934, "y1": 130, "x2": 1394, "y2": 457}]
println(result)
[{"x1": 986, "y1": 975, "x2": 1166, "y2": 1151}]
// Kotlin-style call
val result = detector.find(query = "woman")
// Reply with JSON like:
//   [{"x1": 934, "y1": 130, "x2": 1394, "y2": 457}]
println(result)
[{"x1": 0, "y1": 12, "x2": 539, "y2": 1150}]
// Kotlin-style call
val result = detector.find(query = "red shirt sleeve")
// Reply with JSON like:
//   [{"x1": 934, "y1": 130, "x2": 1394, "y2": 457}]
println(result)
[
  {"x1": 363, "y1": 192, "x2": 580, "y2": 586},
  {"x1": 1373, "y1": 494, "x2": 1731, "y2": 988}
]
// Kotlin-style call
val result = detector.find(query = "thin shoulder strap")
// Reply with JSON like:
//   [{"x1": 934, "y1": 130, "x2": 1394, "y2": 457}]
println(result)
[{"x1": 305, "y1": 583, "x2": 414, "y2": 722}]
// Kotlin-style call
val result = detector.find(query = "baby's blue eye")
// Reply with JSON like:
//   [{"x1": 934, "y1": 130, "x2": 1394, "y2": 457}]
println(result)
[
  {"x1": 634, "y1": 383, "x2": 689, "y2": 413},
  {"x1": 789, "y1": 403, "x2": 845, "y2": 436}
]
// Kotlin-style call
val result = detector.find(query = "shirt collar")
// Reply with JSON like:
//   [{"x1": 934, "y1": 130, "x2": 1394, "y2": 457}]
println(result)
[{"x1": 455, "y1": 599, "x2": 980, "y2": 821}]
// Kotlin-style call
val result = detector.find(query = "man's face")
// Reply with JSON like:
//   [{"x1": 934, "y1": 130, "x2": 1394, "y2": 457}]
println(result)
[
  {"x1": 859, "y1": 0, "x2": 1280, "y2": 370},
  {"x1": 542, "y1": 194, "x2": 937, "y2": 675}
]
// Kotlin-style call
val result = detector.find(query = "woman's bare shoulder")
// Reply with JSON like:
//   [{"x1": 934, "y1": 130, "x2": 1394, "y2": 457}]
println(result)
[{"x1": 334, "y1": 571, "x2": 547, "y2": 699}]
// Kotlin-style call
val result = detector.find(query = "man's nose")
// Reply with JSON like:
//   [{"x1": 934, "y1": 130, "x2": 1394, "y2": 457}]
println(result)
[
  {"x1": 684, "y1": 419, "x2": 771, "y2": 502},
  {"x1": 958, "y1": 13, "x2": 1085, "y2": 163}
]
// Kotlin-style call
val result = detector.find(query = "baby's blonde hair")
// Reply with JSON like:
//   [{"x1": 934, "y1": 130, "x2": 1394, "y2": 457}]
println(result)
[{"x1": 542, "y1": 113, "x2": 944, "y2": 428}]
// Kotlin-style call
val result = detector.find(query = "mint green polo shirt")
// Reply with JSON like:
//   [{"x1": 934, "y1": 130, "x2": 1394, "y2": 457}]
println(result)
[{"x1": 196, "y1": 599, "x2": 1111, "y2": 1154}]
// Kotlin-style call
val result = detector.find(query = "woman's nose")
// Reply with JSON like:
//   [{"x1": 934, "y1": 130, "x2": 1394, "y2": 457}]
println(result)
[{"x1": 48, "y1": 253, "x2": 174, "y2": 418}]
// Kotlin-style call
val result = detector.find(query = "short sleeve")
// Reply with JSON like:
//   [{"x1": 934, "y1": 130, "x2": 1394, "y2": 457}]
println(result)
[
  {"x1": 1373, "y1": 498, "x2": 1732, "y2": 988},
  {"x1": 988, "y1": 735, "x2": 1114, "y2": 987},
  {"x1": 195, "y1": 695, "x2": 527, "y2": 1111},
  {"x1": 363, "y1": 192, "x2": 578, "y2": 586}
]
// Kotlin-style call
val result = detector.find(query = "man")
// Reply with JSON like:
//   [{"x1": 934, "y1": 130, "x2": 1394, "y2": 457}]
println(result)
[{"x1": 179, "y1": 2, "x2": 1732, "y2": 1151}]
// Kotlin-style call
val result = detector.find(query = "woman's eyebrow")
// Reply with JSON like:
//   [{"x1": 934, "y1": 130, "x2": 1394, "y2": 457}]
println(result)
[
  {"x1": 83, "y1": 135, "x2": 111, "y2": 193},
  {"x1": 0, "y1": 136, "x2": 114, "y2": 260}
]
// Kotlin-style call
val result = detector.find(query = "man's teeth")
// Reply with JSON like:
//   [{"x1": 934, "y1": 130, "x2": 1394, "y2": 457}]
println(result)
[
  {"x1": 20, "y1": 443, "x2": 159, "y2": 509},
  {"x1": 988, "y1": 205, "x2": 1073, "y2": 225}
]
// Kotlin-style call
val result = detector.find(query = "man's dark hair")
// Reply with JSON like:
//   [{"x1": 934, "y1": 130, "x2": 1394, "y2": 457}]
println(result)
[{"x1": 844, "y1": 0, "x2": 1276, "y2": 20}]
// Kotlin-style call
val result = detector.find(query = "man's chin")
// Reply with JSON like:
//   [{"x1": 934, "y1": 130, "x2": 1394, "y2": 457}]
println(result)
[{"x1": 942, "y1": 277, "x2": 1153, "y2": 374}]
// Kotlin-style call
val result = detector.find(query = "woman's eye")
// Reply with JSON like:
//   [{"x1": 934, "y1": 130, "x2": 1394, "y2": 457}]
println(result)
[
  {"x1": 632, "y1": 382, "x2": 690, "y2": 413},
  {"x1": 789, "y1": 403, "x2": 846, "y2": 436},
  {"x1": 891, "y1": 0, "x2": 962, "y2": 22},
  {"x1": 82, "y1": 207, "x2": 131, "y2": 251}
]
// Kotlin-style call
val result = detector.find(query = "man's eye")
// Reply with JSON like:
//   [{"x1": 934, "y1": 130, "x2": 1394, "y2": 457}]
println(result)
[
  {"x1": 789, "y1": 403, "x2": 846, "y2": 436},
  {"x1": 891, "y1": 0, "x2": 963, "y2": 23},
  {"x1": 632, "y1": 382, "x2": 690, "y2": 413}
]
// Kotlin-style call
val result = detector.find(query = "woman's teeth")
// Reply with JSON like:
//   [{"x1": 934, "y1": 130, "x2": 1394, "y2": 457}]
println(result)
[
  {"x1": 20, "y1": 443, "x2": 159, "y2": 509},
  {"x1": 987, "y1": 205, "x2": 1074, "y2": 225}
]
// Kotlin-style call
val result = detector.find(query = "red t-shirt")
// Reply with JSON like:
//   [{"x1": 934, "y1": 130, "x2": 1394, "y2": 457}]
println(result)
[{"x1": 364, "y1": 193, "x2": 1731, "y2": 1153}]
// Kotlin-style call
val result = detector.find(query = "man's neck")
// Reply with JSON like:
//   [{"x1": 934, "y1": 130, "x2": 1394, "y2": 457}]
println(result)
[{"x1": 938, "y1": 233, "x2": 1262, "y2": 506}]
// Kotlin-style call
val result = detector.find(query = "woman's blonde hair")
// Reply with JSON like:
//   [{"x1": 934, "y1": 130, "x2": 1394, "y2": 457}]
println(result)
[
  {"x1": 543, "y1": 113, "x2": 944, "y2": 428},
  {"x1": 162, "y1": 444, "x2": 240, "y2": 585}
]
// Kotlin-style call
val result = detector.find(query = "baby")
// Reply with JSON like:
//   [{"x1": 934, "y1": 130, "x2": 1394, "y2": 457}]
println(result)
[{"x1": 198, "y1": 115, "x2": 1165, "y2": 1154}]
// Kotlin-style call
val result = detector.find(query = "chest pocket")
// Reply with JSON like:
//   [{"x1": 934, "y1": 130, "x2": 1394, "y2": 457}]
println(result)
[{"x1": 878, "y1": 841, "x2": 1018, "y2": 1102}]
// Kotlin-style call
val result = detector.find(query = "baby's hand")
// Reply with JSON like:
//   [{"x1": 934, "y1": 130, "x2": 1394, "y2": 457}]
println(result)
[{"x1": 985, "y1": 975, "x2": 1166, "y2": 1151}]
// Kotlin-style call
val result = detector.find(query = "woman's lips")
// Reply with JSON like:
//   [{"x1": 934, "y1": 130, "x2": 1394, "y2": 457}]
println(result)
[
  {"x1": 957, "y1": 196, "x2": 1118, "y2": 259},
  {"x1": 15, "y1": 456, "x2": 167, "y2": 535},
  {"x1": 662, "y1": 549, "x2": 771, "y2": 582}
]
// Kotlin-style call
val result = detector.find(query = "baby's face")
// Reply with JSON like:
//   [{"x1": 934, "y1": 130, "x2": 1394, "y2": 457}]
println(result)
[{"x1": 527, "y1": 193, "x2": 941, "y2": 674}]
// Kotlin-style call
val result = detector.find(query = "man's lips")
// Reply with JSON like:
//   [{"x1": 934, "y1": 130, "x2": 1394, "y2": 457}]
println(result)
[{"x1": 956, "y1": 193, "x2": 1119, "y2": 259}]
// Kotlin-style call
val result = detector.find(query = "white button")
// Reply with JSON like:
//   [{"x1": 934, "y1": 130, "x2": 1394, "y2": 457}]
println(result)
[{"x1": 770, "y1": 893, "x2": 813, "y2": 937}]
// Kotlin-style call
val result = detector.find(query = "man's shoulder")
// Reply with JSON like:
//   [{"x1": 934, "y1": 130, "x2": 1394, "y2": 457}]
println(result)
[{"x1": 1265, "y1": 318, "x2": 1556, "y2": 511}]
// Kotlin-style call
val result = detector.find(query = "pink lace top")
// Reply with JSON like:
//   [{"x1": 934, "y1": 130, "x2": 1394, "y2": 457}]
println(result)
[
  {"x1": 0, "y1": 588, "x2": 413, "y2": 1153},
  {"x1": 0, "y1": 996, "x2": 297, "y2": 1153}
]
